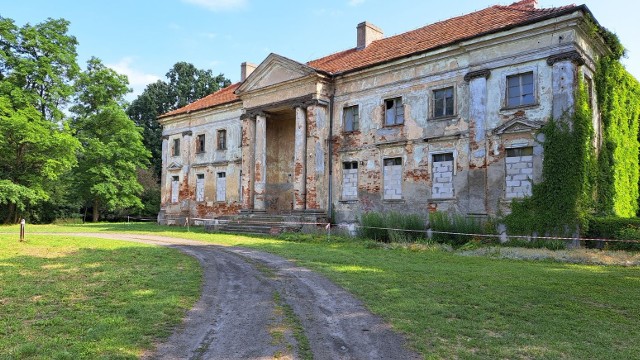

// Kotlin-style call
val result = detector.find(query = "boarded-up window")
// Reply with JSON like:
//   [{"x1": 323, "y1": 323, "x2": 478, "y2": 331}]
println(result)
[
  {"x1": 384, "y1": 98, "x2": 404, "y2": 126},
  {"x1": 172, "y1": 138, "x2": 180, "y2": 157},
  {"x1": 432, "y1": 153, "x2": 454, "y2": 199},
  {"x1": 341, "y1": 161, "x2": 358, "y2": 200},
  {"x1": 196, "y1": 174, "x2": 205, "y2": 202},
  {"x1": 216, "y1": 172, "x2": 226, "y2": 202},
  {"x1": 383, "y1": 157, "x2": 402, "y2": 199},
  {"x1": 505, "y1": 147, "x2": 533, "y2": 198},
  {"x1": 343, "y1": 105, "x2": 359, "y2": 132},
  {"x1": 196, "y1": 134, "x2": 206, "y2": 153},
  {"x1": 507, "y1": 72, "x2": 535, "y2": 107},
  {"x1": 217, "y1": 130, "x2": 227, "y2": 150},
  {"x1": 171, "y1": 176, "x2": 180, "y2": 203},
  {"x1": 433, "y1": 87, "x2": 454, "y2": 118}
]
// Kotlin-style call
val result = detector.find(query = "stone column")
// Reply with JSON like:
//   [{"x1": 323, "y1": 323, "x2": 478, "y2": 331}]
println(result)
[
  {"x1": 293, "y1": 106, "x2": 307, "y2": 211},
  {"x1": 241, "y1": 117, "x2": 255, "y2": 211},
  {"x1": 253, "y1": 113, "x2": 267, "y2": 211},
  {"x1": 160, "y1": 136, "x2": 169, "y2": 205},
  {"x1": 464, "y1": 69, "x2": 490, "y2": 214},
  {"x1": 547, "y1": 51, "x2": 585, "y2": 127}
]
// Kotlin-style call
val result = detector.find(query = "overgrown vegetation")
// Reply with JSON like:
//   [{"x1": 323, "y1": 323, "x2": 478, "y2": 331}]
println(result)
[
  {"x1": 505, "y1": 26, "x2": 640, "y2": 236},
  {"x1": 358, "y1": 211, "x2": 425, "y2": 242},
  {"x1": 586, "y1": 217, "x2": 640, "y2": 251},
  {"x1": 429, "y1": 211, "x2": 494, "y2": 247}
]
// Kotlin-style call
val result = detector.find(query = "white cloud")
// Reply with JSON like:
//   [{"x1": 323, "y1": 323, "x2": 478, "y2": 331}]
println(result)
[
  {"x1": 106, "y1": 57, "x2": 161, "y2": 99},
  {"x1": 348, "y1": 0, "x2": 365, "y2": 6},
  {"x1": 182, "y1": 0, "x2": 247, "y2": 12}
]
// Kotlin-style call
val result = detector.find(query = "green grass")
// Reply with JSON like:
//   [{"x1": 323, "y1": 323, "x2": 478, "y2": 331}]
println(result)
[
  {"x1": 2, "y1": 223, "x2": 640, "y2": 359},
  {"x1": 0, "y1": 234, "x2": 201, "y2": 359}
]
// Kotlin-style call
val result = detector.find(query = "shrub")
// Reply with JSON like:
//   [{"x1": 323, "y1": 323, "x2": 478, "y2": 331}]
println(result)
[
  {"x1": 358, "y1": 211, "x2": 426, "y2": 243},
  {"x1": 586, "y1": 217, "x2": 640, "y2": 251},
  {"x1": 429, "y1": 211, "x2": 491, "y2": 247},
  {"x1": 503, "y1": 238, "x2": 567, "y2": 251}
]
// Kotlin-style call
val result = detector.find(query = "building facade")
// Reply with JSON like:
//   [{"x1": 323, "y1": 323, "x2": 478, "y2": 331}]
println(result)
[{"x1": 157, "y1": 0, "x2": 608, "y2": 225}]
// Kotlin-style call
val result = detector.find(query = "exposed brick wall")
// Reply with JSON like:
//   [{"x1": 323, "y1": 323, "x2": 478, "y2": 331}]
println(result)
[
  {"x1": 505, "y1": 155, "x2": 533, "y2": 198},
  {"x1": 432, "y1": 160, "x2": 454, "y2": 199}
]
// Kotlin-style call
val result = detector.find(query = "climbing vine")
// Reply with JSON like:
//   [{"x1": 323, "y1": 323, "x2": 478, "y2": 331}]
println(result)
[{"x1": 504, "y1": 26, "x2": 640, "y2": 235}]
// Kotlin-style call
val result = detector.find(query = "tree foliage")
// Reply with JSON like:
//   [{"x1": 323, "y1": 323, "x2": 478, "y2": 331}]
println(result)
[
  {"x1": 71, "y1": 58, "x2": 150, "y2": 221},
  {"x1": 127, "y1": 62, "x2": 231, "y2": 176}
]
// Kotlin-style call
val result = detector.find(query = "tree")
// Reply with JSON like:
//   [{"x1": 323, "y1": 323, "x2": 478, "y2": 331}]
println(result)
[
  {"x1": 127, "y1": 62, "x2": 231, "y2": 177},
  {"x1": 72, "y1": 58, "x2": 150, "y2": 221},
  {"x1": 0, "y1": 17, "x2": 79, "y2": 122},
  {"x1": 0, "y1": 17, "x2": 82, "y2": 223}
]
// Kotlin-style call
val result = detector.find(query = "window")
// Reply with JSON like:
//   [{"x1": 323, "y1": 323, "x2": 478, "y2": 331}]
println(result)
[
  {"x1": 341, "y1": 161, "x2": 358, "y2": 200},
  {"x1": 171, "y1": 176, "x2": 180, "y2": 203},
  {"x1": 506, "y1": 72, "x2": 535, "y2": 107},
  {"x1": 217, "y1": 129, "x2": 227, "y2": 150},
  {"x1": 216, "y1": 172, "x2": 226, "y2": 202},
  {"x1": 433, "y1": 87, "x2": 454, "y2": 118},
  {"x1": 196, "y1": 174, "x2": 205, "y2": 202},
  {"x1": 383, "y1": 157, "x2": 402, "y2": 200},
  {"x1": 432, "y1": 153, "x2": 454, "y2": 199},
  {"x1": 343, "y1": 105, "x2": 359, "y2": 132},
  {"x1": 384, "y1": 98, "x2": 404, "y2": 126},
  {"x1": 172, "y1": 138, "x2": 180, "y2": 157},
  {"x1": 505, "y1": 147, "x2": 533, "y2": 198},
  {"x1": 196, "y1": 134, "x2": 206, "y2": 153}
]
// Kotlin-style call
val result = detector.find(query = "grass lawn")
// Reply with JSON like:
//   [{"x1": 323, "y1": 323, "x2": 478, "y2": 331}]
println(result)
[
  {"x1": 0, "y1": 234, "x2": 201, "y2": 359},
  {"x1": 2, "y1": 223, "x2": 639, "y2": 359}
]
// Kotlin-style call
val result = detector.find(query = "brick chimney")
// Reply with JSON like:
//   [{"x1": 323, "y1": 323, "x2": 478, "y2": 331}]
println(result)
[
  {"x1": 241, "y1": 62, "x2": 257, "y2": 82},
  {"x1": 357, "y1": 22, "x2": 383, "y2": 50}
]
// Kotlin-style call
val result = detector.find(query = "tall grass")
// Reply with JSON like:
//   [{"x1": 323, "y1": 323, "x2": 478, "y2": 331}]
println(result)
[
  {"x1": 359, "y1": 211, "x2": 426, "y2": 242},
  {"x1": 429, "y1": 211, "x2": 493, "y2": 247}
]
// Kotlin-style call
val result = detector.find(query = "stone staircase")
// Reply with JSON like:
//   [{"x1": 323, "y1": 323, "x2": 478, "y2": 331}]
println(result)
[{"x1": 204, "y1": 211, "x2": 328, "y2": 235}]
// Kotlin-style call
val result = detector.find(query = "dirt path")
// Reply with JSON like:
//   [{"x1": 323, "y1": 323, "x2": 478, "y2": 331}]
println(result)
[{"x1": 55, "y1": 233, "x2": 421, "y2": 360}]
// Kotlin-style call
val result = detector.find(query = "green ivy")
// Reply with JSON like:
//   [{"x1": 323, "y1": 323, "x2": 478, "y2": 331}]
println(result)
[
  {"x1": 504, "y1": 81, "x2": 595, "y2": 236},
  {"x1": 595, "y1": 57, "x2": 640, "y2": 217},
  {"x1": 504, "y1": 26, "x2": 640, "y2": 235}
]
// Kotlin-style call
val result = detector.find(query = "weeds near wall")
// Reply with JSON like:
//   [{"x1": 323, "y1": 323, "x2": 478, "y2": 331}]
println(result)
[{"x1": 358, "y1": 211, "x2": 425, "y2": 242}]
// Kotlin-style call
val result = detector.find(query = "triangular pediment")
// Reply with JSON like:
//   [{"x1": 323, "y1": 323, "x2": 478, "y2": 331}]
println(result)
[
  {"x1": 236, "y1": 53, "x2": 318, "y2": 94},
  {"x1": 167, "y1": 162, "x2": 183, "y2": 171},
  {"x1": 493, "y1": 117, "x2": 544, "y2": 135}
]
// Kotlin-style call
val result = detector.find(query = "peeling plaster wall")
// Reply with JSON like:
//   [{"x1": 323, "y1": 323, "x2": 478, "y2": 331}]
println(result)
[
  {"x1": 158, "y1": 104, "x2": 243, "y2": 224},
  {"x1": 266, "y1": 114, "x2": 295, "y2": 212}
]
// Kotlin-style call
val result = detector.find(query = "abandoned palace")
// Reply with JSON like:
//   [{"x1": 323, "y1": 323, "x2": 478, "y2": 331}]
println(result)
[{"x1": 157, "y1": 0, "x2": 609, "y2": 227}]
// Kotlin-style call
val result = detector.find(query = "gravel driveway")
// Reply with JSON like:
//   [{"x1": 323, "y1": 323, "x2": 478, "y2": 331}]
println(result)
[{"x1": 60, "y1": 233, "x2": 420, "y2": 360}]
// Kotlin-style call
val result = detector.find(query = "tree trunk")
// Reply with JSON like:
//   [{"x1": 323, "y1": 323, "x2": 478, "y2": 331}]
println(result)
[
  {"x1": 3, "y1": 202, "x2": 16, "y2": 224},
  {"x1": 92, "y1": 199, "x2": 99, "y2": 222}
]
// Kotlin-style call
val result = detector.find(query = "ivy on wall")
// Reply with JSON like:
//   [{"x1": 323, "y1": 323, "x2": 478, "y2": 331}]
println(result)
[
  {"x1": 505, "y1": 27, "x2": 640, "y2": 235},
  {"x1": 595, "y1": 56, "x2": 640, "y2": 217}
]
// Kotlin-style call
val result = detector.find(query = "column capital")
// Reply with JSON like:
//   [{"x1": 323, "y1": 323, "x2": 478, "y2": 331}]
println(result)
[{"x1": 546, "y1": 50, "x2": 585, "y2": 66}]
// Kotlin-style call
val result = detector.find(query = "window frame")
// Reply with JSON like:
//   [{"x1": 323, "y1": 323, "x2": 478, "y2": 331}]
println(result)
[
  {"x1": 340, "y1": 160, "x2": 359, "y2": 201},
  {"x1": 217, "y1": 129, "x2": 227, "y2": 150},
  {"x1": 432, "y1": 86, "x2": 455, "y2": 119},
  {"x1": 384, "y1": 97, "x2": 404, "y2": 126},
  {"x1": 195, "y1": 173, "x2": 205, "y2": 202},
  {"x1": 195, "y1": 134, "x2": 206, "y2": 154},
  {"x1": 505, "y1": 71, "x2": 535, "y2": 108},
  {"x1": 216, "y1": 171, "x2": 226, "y2": 202},
  {"x1": 382, "y1": 157, "x2": 403, "y2": 200},
  {"x1": 172, "y1": 138, "x2": 180, "y2": 157},
  {"x1": 343, "y1": 105, "x2": 359, "y2": 133}
]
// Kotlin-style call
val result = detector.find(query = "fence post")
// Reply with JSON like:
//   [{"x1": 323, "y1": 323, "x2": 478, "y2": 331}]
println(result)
[{"x1": 19, "y1": 218, "x2": 25, "y2": 242}]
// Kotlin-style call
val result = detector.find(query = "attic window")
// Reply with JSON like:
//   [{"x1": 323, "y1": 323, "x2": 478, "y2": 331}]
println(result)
[{"x1": 384, "y1": 98, "x2": 404, "y2": 126}]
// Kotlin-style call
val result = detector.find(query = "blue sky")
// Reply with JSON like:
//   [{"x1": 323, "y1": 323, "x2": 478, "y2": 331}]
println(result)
[{"x1": 3, "y1": 0, "x2": 639, "y2": 99}]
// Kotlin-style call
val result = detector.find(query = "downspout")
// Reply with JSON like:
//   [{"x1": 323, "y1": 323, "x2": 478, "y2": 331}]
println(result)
[{"x1": 327, "y1": 79, "x2": 336, "y2": 222}]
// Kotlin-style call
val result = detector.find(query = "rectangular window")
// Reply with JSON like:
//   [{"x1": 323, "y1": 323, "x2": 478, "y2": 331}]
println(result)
[
  {"x1": 505, "y1": 147, "x2": 533, "y2": 199},
  {"x1": 196, "y1": 134, "x2": 206, "y2": 153},
  {"x1": 343, "y1": 105, "x2": 359, "y2": 132},
  {"x1": 171, "y1": 175, "x2": 180, "y2": 203},
  {"x1": 341, "y1": 161, "x2": 358, "y2": 200},
  {"x1": 433, "y1": 87, "x2": 454, "y2": 118},
  {"x1": 507, "y1": 72, "x2": 535, "y2": 107},
  {"x1": 217, "y1": 129, "x2": 227, "y2": 150},
  {"x1": 432, "y1": 153, "x2": 454, "y2": 199},
  {"x1": 383, "y1": 157, "x2": 402, "y2": 199},
  {"x1": 195, "y1": 174, "x2": 205, "y2": 202},
  {"x1": 384, "y1": 98, "x2": 404, "y2": 126},
  {"x1": 172, "y1": 138, "x2": 180, "y2": 157},
  {"x1": 216, "y1": 172, "x2": 226, "y2": 202}
]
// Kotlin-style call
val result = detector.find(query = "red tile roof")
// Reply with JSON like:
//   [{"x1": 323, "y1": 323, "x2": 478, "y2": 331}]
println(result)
[
  {"x1": 160, "y1": 0, "x2": 580, "y2": 118},
  {"x1": 307, "y1": 0, "x2": 579, "y2": 74},
  {"x1": 158, "y1": 82, "x2": 241, "y2": 119}
]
